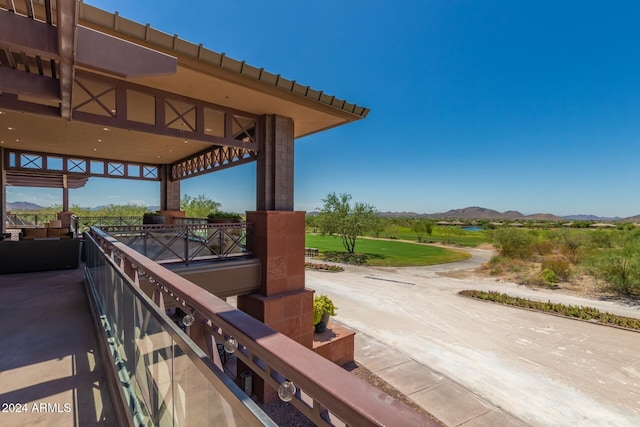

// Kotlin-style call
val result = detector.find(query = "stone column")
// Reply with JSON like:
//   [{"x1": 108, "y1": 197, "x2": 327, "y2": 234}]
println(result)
[
  {"x1": 237, "y1": 115, "x2": 313, "y2": 402},
  {"x1": 160, "y1": 165, "x2": 182, "y2": 223},
  {"x1": 160, "y1": 165, "x2": 181, "y2": 211},
  {"x1": 256, "y1": 114, "x2": 294, "y2": 211}
]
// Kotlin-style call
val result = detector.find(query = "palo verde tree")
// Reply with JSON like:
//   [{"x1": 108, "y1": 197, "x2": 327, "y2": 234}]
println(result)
[
  {"x1": 411, "y1": 218, "x2": 435, "y2": 242},
  {"x1": 180, "y1": 194, "x2": 221, "y2": 218},
  {"x1": 317, "y1": 192, "x2": 377, "y2": 253}
]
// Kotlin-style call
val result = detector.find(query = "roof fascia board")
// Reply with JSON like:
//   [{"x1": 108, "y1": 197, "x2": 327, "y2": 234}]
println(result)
[
  {"x1": 76, "y1": 25, "x2": 177, "y2": 78},
  {"x1": 76, "y1": 3, "x2": 369, "y2": 122}
]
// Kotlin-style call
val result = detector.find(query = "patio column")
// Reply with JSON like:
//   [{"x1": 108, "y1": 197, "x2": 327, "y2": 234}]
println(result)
[
  {"x1": 256, "y1": 114, "x2": 294, "y2": 211},
  {"x1": 160, "y1": 165, "x2": 181, "y2": 211},
  {"x1": 0, "y1": 147, "x2": 5, "y2": 234},
  {"x1": 238, "y1": 115, "x2": 313, "y2": 402},
  {"x1": 62, "y1": 174, "x2": 69, "y2": 212},
  {"x1": 159, "y1": 165, "x2": 184, "y2": 223}
]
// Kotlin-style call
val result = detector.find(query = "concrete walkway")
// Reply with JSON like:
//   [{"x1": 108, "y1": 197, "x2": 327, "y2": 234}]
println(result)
[
  {"x1": 354, "y1": 328, "x2": 528, "y2": 426},
  {"x1": 0, "y1": 269, "x2": 116, "y2": 427}
]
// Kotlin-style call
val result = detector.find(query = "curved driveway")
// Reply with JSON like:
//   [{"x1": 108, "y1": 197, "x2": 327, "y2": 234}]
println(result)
[{"x1": 306, "y1": 248, "x2": 640, "y2": 426}]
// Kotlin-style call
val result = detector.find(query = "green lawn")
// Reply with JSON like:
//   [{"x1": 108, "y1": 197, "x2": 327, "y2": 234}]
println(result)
[
  {"x1": 305, "y1": 234, "x2": 471, "y2": 267},
  {"x1": 378, "y1": 225, "x2": 488, "y2": 247}
]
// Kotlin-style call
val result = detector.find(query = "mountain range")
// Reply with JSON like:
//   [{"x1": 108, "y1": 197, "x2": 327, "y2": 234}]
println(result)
[
  {"x1": 7, "y1": 202, "x2": 639, "y2": 222},
  {"x1": 379, "y1": 206, "x2": 638, "y2": 222}
]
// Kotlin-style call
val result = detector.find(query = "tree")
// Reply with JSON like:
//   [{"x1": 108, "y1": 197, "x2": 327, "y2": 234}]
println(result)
[
  {"x1": 317, "y1": 193, "x2": 377, "y2": 253},
  {"x1": 411, "y1": 219, "x2": 435, "y2": 242},
  {"x1": 180, "y1": 194, "x2": 221, "y2": 218}
]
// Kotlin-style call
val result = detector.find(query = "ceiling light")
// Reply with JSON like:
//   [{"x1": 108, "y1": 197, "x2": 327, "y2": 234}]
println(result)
[
  {"x1": 205, "y1": 128, "x2": 212, "y2": 132},
  {"x1": 103, "y1": 127, "x2": 110, "y2": 131},
  {"x1": 97, "y1": 139, "x2": 102, "y2": 142},
  {"x1": 184, "y1": 140, "x2": 188, "y2": 144},
  {"x1": 7, "y1": 127, "x2": 15, "y2": 131}
]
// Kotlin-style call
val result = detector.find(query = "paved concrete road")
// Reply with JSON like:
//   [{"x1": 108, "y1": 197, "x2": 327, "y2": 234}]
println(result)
[{"x1": 306, "y1": 248, "x2": 640, "y2": 426}]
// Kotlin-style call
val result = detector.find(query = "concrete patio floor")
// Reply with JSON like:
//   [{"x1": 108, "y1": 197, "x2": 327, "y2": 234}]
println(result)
[{"x1": 0, "y1": 268, "x2": 116, "y2": 427}]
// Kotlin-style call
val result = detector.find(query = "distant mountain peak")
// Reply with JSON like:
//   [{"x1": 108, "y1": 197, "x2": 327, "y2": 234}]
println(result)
[{"x1": 7, "y1": 201, "x2": 45, "y2": 211}]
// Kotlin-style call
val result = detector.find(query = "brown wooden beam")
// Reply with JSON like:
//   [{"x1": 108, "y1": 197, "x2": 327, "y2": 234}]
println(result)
[
  {"x1": 0, "y1": 67, "x2": 60, "y2": 101},
  {"x1": 0, "y1": 10, "x2": 58, "y2": 59},
  {"x1": 0, "y1": 92, "x2": 59, "y2": 117},
  {"x1": 56, "y1": 0, "x2": 78, "y2": 120}
]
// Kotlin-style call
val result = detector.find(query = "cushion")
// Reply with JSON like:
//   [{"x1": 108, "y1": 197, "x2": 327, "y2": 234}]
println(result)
[
  {"x1": 22, "y1": 228, "x2": 48, "y2": 239},
  {"x1": 47, "y1": 227, "x2": 71, "y2": 238},
  {"x1": 48, "y1": 220, "x2": 62, "y2": 228}
]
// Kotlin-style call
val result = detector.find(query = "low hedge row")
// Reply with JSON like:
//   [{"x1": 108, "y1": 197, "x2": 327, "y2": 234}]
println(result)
[{"x1": 460, "y1": 290, "x2": 639, "y2": 330}]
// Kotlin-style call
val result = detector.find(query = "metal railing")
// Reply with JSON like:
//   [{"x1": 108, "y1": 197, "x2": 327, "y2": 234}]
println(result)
[
  {"x1": 98, "y1": 223, "x2": 251, "y2": 265},
  {"x1": 76, "y1": 216, "x2": 143, "y2": 232},
  {"x1": 84, "y1": 231, "x2": 276, "y2": 426},
  {"x1": 87, "y1": 226, "x2": 432, "y2": 426},
  {"x1": 5, "y1": 212, "x2": 58, "y2": 226}
]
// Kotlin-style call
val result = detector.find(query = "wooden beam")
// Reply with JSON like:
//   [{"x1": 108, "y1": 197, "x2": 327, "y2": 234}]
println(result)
[
  {"x1": 0, "y1": 10, "x2": 58, "y2": 58},
  {"x1": 56, "y1": 0, "x2": 78, "y2": 120},
  {"x1": 0, "y1": 67, "x2": 60, "y2": 101}
]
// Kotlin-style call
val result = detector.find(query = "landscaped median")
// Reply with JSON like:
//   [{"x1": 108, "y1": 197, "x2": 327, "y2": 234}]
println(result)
[
  {"x1": 305, "y1": 262, "x2": 344, "y2": 272},
  {"x1": 459, "y1": 290, "x2": 640, "y2": 331}
]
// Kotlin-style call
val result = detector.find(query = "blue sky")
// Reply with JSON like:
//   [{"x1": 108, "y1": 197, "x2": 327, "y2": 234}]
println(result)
[{"x1": 9, "y1": 1, "x2": 640, "y2": 217}]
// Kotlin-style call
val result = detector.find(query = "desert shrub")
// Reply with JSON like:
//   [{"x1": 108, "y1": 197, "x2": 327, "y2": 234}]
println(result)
[
  {"x1": 531, "y1": 240, "x2": 554, "y2": 256},
  {"x1": 588, "y1": 248, "x2": 640, "y2": 296},
  {"x1": 488, "y1": 228, "x2": 535, "y2": 259},
  {"x1": 590, "y1": 230, "x2": 614, "y2": 248},
  {"x1": 541, "y1": 257, "x2": 572, "y2": 281},
  {"x1": 540, "y1": 268, "x2": 558, "y2": 284}
]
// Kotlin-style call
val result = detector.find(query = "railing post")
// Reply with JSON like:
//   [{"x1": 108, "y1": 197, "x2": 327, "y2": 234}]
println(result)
[{"x1": 184, "y1": 224, "x2": 190, "y2": 265}]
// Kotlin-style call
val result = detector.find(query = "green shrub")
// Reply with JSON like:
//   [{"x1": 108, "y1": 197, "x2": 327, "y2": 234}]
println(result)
[
  {"x1": 541, "y1": 258, "x2": 572, "y2": 281},
  {"x1": 322, "y1": 251, "x2": 372, "y2": 265},
  {"x1": 540, "y1": 268, "x2": 558, "y2": 284},
  {"x1": 313, "y1": 295, "x2": 337, "y2": 324},
  {"x1": 488, "y1": 228, "x2": 535, "y2": 259},
  {"x1": 531, "y1": 240, "x2": 554, "y2": 256}
]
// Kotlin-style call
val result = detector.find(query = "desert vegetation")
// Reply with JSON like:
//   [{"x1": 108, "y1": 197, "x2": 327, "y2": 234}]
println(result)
[{"x1": 486, "y1": 226, "x2": 640, "y2": 298}]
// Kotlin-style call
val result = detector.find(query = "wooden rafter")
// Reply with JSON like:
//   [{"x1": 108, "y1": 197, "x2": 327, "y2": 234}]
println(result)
[{"x1": 56, "y1": 0, "x2": 78, "y2": 120}]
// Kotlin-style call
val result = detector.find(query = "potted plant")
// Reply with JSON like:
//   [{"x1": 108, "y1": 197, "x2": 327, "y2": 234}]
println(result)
[
  {"x1": 142, "y1": 211, "x2": 165, "y2": 224},
  {"x1": 207, "y1": 211, "x2": 243, "y2": 223},
  {"x1": 313, "y1": 294, "x2": 337, "y2": 333}
]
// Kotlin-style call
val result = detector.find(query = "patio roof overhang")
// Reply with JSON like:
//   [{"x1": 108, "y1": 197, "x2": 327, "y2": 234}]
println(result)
[{"x1": 0, "y1": 0, "x2": 369, "y2": 187}]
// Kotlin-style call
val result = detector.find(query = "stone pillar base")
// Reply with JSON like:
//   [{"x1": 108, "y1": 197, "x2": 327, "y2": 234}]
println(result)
[
  {"x1": 238, "y1": 289, "x2": 314, "y2": 348},
  {"x1": 237, "y1": 289, "x2": 314, "y2": 402},
  {"x1": 159, "y1": 210, "x2": 185, "y2": 224}
]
